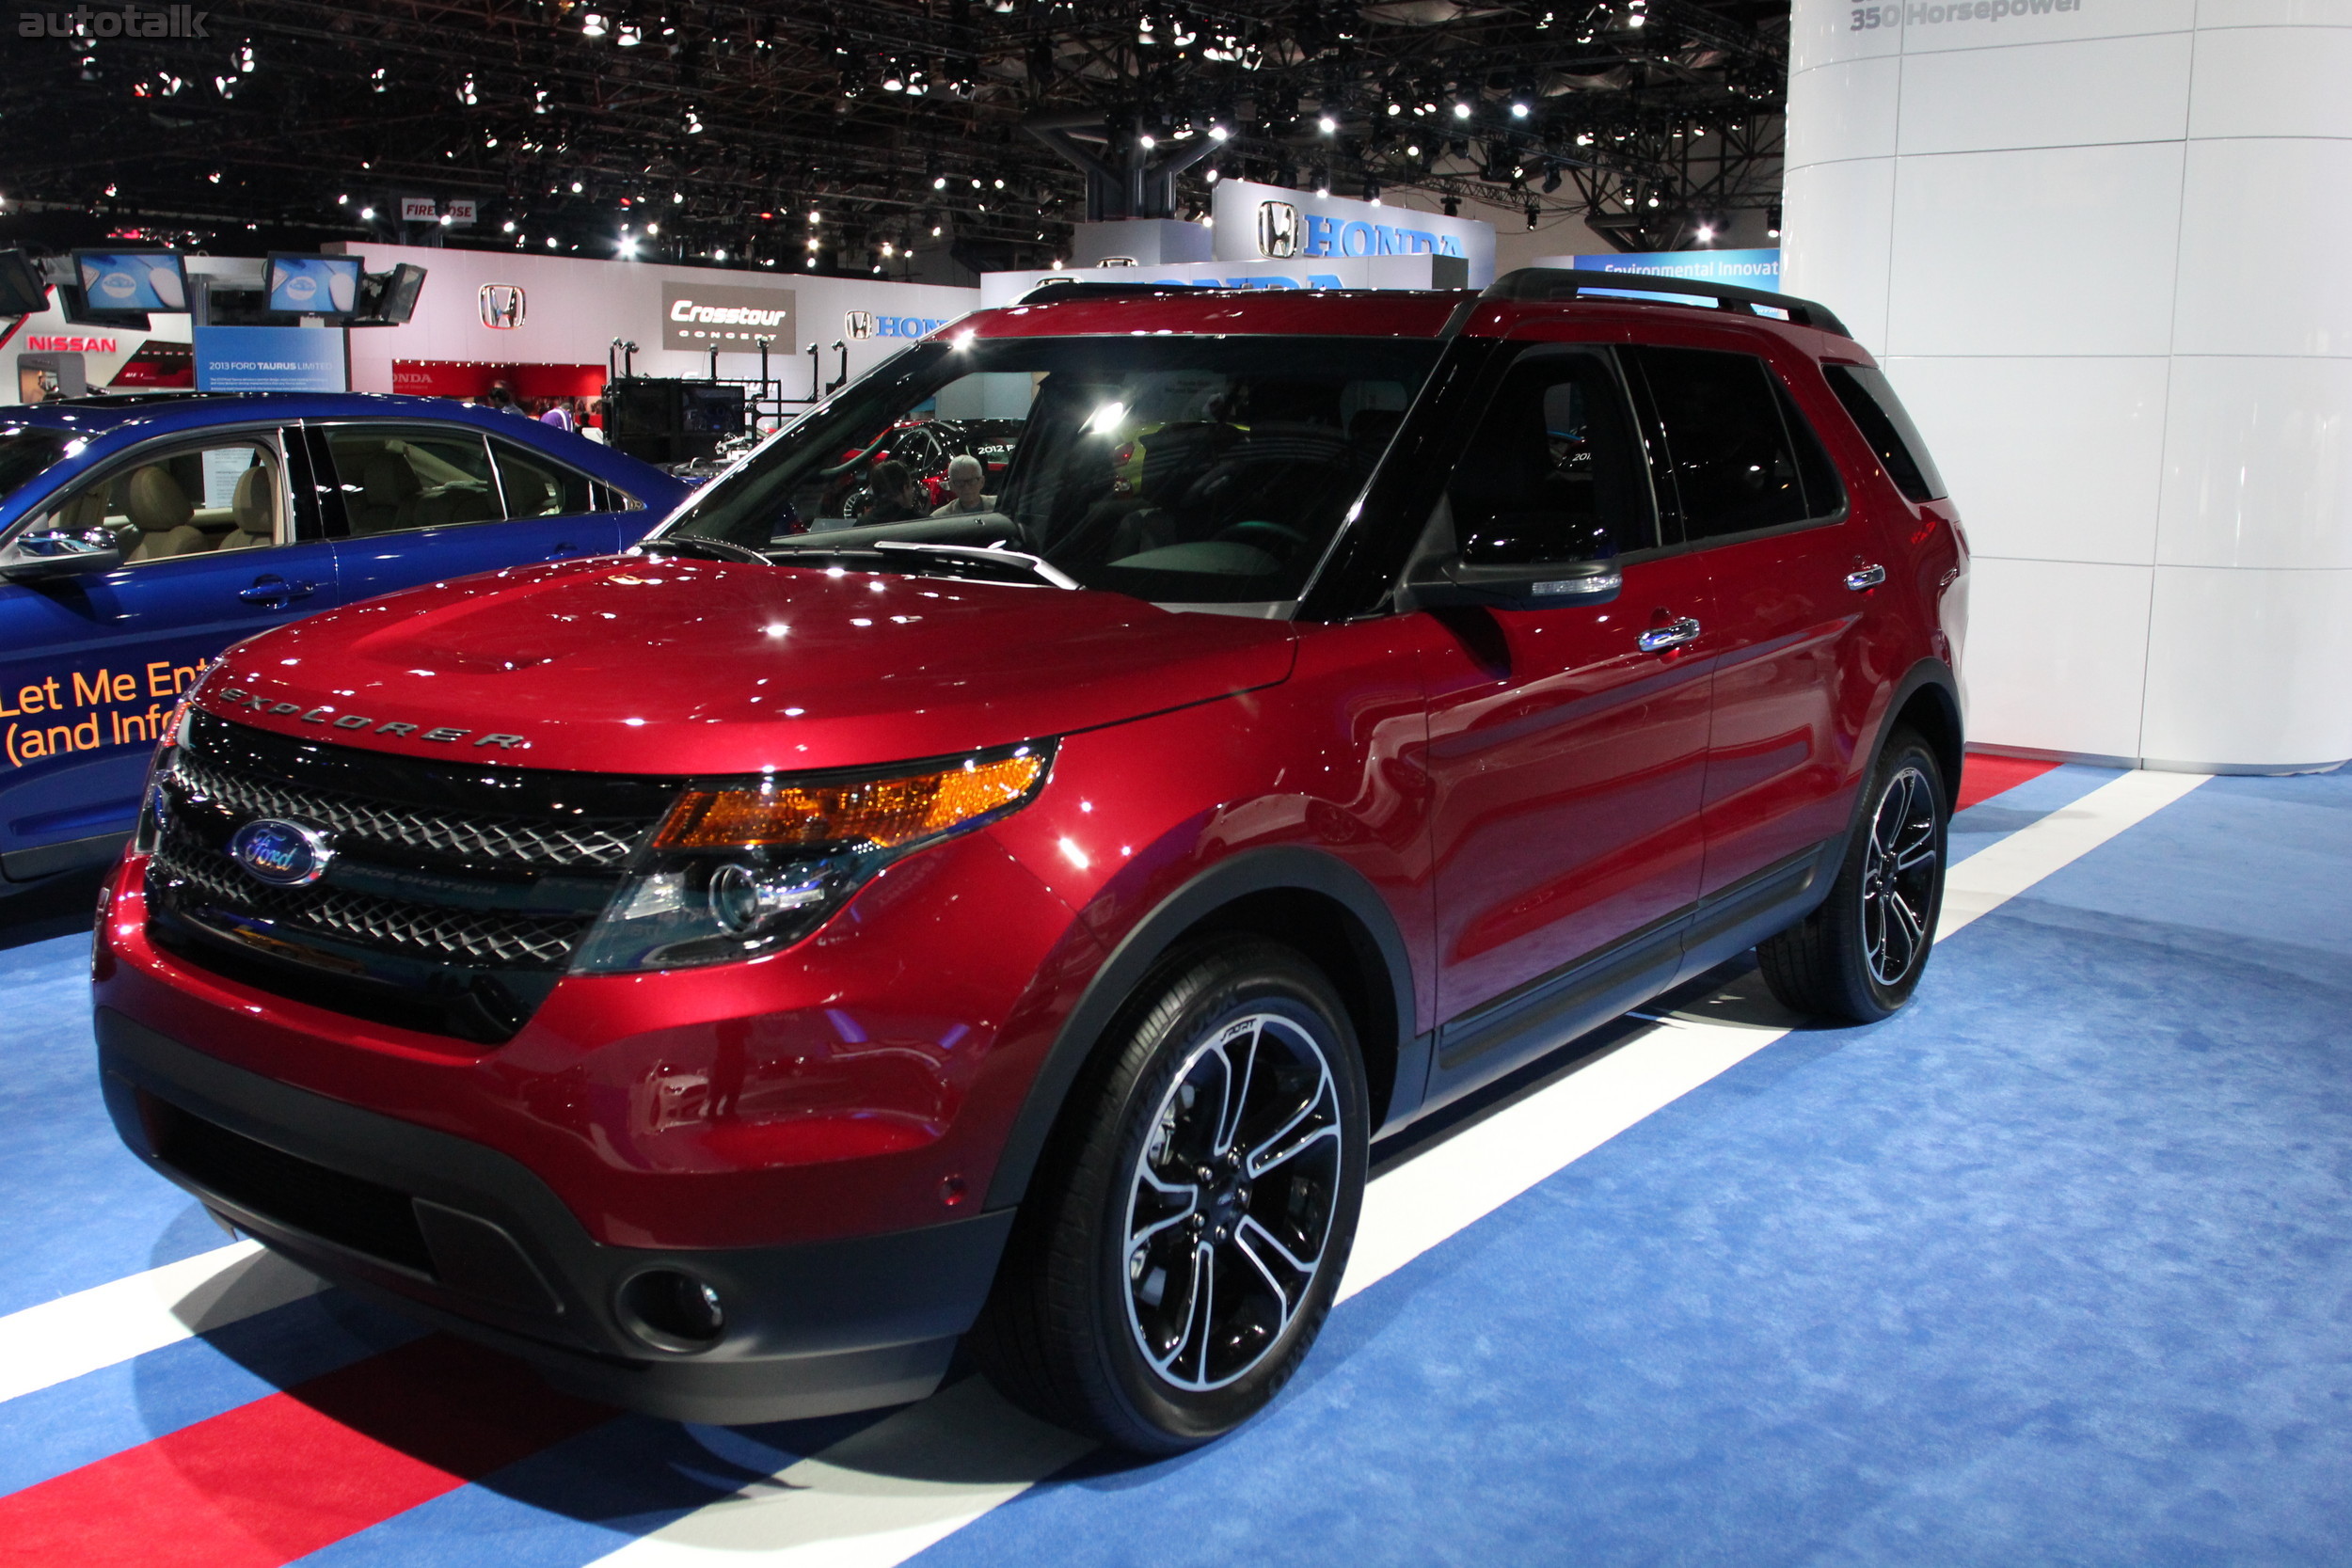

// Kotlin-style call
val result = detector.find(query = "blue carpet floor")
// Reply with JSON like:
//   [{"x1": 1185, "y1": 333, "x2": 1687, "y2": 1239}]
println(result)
[{"x1": 3, "y1": 763, "x2": 2346, "y2": 1565}]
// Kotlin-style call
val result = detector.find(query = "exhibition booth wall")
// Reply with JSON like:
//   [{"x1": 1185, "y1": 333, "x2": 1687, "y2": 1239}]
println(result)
[
  {"x1": 332, "y1": 244, "x2": 983, "y2": 404},
  {"x1": 1781, "y1": 0, "x2": 2352, "y2": 773}
]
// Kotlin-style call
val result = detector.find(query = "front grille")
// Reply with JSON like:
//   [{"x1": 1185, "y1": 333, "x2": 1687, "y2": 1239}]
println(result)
[
  {"x1": 175, "y1": 750, "x2": 642, "y2": 870},
  {"x1": 155, "y1": 837, "x2": 589, "y2": 970},
  {"x1": 146, "y1": 711, "x2": 680, "y2": 1041}
]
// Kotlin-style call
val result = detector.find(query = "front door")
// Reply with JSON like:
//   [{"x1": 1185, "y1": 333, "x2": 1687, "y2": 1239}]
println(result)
[
  {"x1": 1419, "y1": 346, "x2": 1717, "y2": 1085},
  {"x1": 0, "y1": 429, "x2": 332, "y2": 873}
]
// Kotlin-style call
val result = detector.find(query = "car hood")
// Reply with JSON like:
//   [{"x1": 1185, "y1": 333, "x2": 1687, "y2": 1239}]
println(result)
[{"x1": 195, "y1": 556, "x2": 1298, "y2": 776}]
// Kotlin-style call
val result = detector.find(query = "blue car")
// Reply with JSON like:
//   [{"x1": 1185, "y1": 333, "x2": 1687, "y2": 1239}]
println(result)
[{"x1": 0, "y1": 392, "x2": 688, "y2": 888}]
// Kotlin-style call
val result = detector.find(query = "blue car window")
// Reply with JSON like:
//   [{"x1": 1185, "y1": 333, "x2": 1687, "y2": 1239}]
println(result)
[
  {"x1": 35, "y1": 438, "x2": 283, "y2": 563},
  {"x1": 322, "y1": 428, "x2": 501, "y2": 536},
  {"x1": 487, "y1": 437, "x2": 594, "y2": 517},
  {"x1": 0, "y1": 428, "x2": 70, "y2": 509}
]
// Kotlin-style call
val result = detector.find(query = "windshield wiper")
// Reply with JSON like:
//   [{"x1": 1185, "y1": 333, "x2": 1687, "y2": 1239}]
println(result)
[
  {"x1": 872, "y1": 541, "x2": 1081, "y2": 591},
  {"x1": 632, "y1": 533, "x2": 771, "y2": 566}
]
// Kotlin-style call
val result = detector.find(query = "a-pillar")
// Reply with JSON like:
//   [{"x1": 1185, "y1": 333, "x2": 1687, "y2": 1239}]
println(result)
[{"x1": 1782, "y1": 0, "x2": 2352, "y2": 772}]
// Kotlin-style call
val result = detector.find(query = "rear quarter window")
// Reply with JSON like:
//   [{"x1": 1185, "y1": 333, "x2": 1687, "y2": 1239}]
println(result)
[{"x1": 1823, "y1": 364, "x2": 1948, "y2": 504}]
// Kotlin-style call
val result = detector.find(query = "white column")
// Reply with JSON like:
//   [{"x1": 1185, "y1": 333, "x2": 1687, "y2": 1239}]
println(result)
[{"x1": 1782, "y1": 0, "x2": 2352, "y2": 773}]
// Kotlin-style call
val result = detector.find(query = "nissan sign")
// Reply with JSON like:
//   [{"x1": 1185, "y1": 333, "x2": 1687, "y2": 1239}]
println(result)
[{"x1": 661, "y1": 282, "x2": 796, "y2": 351}]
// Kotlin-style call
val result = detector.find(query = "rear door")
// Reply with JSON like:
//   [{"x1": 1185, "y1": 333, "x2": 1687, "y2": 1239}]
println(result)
[
  {"x1": 1627, "y1": 340, "x2": 1892, "y2": 921},
  {"x1": 317, "y1": 421, "x2": 629, "y2": 604},
  {"x1": 0, "y1": 426, "x2": 330, "y2": 875},
  {"x1": 1419, "y1": 344, "x2": 1717, "y2": 1087}
]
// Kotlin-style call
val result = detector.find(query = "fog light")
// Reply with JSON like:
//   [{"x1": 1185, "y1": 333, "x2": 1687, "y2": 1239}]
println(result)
[
  {"x1": 618, "y1": 1269, "x2": 726, "y2": 1352},
  {"x1": 707, "y1": 860, "x2": 830, "y2": 934}
]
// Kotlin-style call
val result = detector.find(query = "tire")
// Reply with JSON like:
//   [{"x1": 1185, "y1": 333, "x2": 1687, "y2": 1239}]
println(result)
[
  {"x1": 1757, "y1": 727, "x2": 1949, "y2": 1024},
  {"x1": 971, "y1": 940, "x2": 1369, "y2": 1454}
]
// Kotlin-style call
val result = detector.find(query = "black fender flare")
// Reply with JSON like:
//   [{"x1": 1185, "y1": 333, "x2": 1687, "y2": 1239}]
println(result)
[
  {"x1": 982, "y1": 845, "x2": 1419, "y2": 1212},
  {"x1": 1867, "y1": 656, "x2": 1965, "y2": 821}
]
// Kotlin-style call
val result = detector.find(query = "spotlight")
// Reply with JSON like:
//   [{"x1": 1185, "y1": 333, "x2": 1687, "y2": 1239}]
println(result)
[
  {"x1": 1209, "y1": 124, "x2": 1229, "y2": 141},
  {"x1": 1510, "y1": 101, "x2": 1529, "y2": 119},
  {"x1": 933, "y1": 175, "x2": 946, "y2": 189},
  {"x1": 358, "y1": 205, "x2": 375, "y2": 219},
  {"x1": 570, "y1": 180, "x2": 584, "y2": 193},
  {"x1": 1316, "y1": 115, "x2": 1336, "y2": 135},
  {"x1": 672, "y1": 191, "x2": 685, "y2": 204},
  {"x1": 1526, "y1": 204, "x2": 1539, "y2": 230},
  {"x1": 1694, "y1": 223, "x2": 1715, "y2": 243},
  {"x1": 336, "y1": 192, "x2": 349, "y2": 204},
  {"x1": 1139, "y1": 134, "x2": 1156, "y2": 149},
  {"x1": 1453, "y1": 101, "x2": 1470, "y2": 119},
  {"x1": 580, "y1": 10, "x2": 607, "y2": 36},
  {"x1": 501, "y1": 219, "x2": 516, "y2": 232}
]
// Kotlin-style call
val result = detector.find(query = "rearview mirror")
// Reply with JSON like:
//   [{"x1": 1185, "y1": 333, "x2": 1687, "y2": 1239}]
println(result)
[{"x1": 0, "y1": 526, "x2": 125, "y2": 582}]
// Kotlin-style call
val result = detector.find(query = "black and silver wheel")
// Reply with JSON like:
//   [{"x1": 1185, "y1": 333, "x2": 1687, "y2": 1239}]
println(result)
[
  {"x1": 1758, "y1": 727, "x2": 1948, "y2": 1023},
  {"x1": 973, "y1": 941, "x2": 1368, "y2": 1453}
]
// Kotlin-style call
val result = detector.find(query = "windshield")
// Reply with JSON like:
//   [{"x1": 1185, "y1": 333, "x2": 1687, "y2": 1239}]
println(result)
[
  {"x1": 0, "y1": 428, "x2": 72, "y2": 513},
  {"x1": 661, "y1": 334, "x2": 1442, "y2": 605}
]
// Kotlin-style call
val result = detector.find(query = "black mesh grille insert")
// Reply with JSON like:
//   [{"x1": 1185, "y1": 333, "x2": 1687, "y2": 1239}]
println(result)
[{"x1": 146, "y1": 1094, "x2": 434, "y2": 1275}]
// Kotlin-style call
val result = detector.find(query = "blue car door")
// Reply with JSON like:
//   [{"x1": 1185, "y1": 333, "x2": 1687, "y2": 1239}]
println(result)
[
  {"x1": 0, "y1": 424, "x2": 334, "y2": 879},
  {"x1": 315, "y1": 421, "x2": 633, "y2": 603}
]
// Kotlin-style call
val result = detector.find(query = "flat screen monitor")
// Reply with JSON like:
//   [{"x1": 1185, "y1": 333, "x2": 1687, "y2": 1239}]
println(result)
[
  {"x1": 72, "y1": 250, "x2": 187, "y2": 312},
  {"x1": 267, "y1": 254, "x2": 363, "y2": 318},
  {"x1": 373, "y1": 262, "x2": 426, "y2": 325},
  {"x1": 0, "y1": 251, "x2": 47, "y2": 317}
]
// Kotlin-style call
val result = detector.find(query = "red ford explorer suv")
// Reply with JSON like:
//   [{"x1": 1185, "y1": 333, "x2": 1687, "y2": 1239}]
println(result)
[{"x1": 95, "y1": 272, "x2": 1967, "y2": 1452}]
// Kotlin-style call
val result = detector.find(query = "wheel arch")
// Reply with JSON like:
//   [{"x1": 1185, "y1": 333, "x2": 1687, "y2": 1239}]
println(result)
[
  {"x1": 1878, "y1": 657, "x2": 1965, "y2": 814},
  {"x1": 983, "y1": 847, "x2": 1416, "y2": 1213}
]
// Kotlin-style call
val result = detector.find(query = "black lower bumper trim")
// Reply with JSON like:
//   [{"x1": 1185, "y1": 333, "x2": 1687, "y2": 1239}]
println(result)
[{"x1": 97, "y1": 1006, "x2": 1015, "y2": 1425}]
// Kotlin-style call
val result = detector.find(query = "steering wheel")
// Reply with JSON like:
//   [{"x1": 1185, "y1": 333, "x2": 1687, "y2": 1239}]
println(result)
[{"x1": 1214, "y1": 520, "x2": 1312, "y2": 552}]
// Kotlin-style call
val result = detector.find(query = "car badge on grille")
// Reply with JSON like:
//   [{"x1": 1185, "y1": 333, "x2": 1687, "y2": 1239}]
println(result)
[{"x1": 229, "y1": 818, "x2": 337, "y2": 888}]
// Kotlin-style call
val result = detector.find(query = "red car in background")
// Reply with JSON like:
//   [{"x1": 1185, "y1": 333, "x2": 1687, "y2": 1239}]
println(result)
[{"x1": 95, "y1": 272, "x2": 1967, "y2": 1452}]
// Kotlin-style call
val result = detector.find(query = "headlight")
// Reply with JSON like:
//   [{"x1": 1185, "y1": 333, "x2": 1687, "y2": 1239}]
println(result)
[
  {"x1": 130, "y1": 698, "x2": 194, "y2": 857},
  {"x1": 570, "y1": 742, "x2": 1053, "y2": 974}
]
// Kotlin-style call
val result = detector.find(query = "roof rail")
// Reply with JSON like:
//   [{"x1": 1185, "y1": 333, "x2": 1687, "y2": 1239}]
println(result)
[
  {"x1": 1481, "y1": 267, "x2": 1851, "y2": 339},
  {"x1": 1015, "y1": 278, "x2": 1195, "y2": 305}
]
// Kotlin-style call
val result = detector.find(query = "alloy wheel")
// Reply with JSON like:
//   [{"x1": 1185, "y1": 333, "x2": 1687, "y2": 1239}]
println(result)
[
  {"x1": 1860, "y1": 764, "x2": 1940, "y2": 988},
  {"x1": 1120, "y1": 1010, "x2": 1343, "y2": 1393}
]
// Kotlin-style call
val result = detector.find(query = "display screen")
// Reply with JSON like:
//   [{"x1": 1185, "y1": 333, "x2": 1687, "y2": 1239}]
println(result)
[
  {"x1": 267, "y1": 254, "x2": 362, "y2": 317},
  {"x1": 73, "y1": 251, "x2": 187, "y2": 312}
]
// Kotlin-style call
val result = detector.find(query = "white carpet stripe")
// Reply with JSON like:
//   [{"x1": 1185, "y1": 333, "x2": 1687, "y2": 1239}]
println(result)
[
  {"x1": 589, "y1": 769, "x2": 2212, "y2": 1566},
  {"x1": 0, "y1": 1241, "x2": 326, "y2": 1404}
]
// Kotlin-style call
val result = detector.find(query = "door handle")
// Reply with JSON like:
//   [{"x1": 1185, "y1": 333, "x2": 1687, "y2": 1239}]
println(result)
[
  {"x1": 1638, "y1": 616, "x2": 1702, "y2": 654},
  {"x1": 1846, "y1": 563, "x2": 1887, "y2": 592},
  {"x1": 238, "y1": 576, "x2": 315, "y2": 605}
]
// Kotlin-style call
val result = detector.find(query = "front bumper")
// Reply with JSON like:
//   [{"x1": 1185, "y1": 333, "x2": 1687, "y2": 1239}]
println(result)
[{"x1": 100, "y1": 1006, "x2": 1013, "y2": 1424}]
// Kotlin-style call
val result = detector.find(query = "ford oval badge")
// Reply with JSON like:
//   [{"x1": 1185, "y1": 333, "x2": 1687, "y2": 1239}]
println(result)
[{"x1": 228, "y1": 818, "x2": 336, "y2": 887}]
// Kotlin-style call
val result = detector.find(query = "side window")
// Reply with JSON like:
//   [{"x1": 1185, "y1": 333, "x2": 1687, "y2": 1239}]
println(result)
[
  {"x1": 1823, "y1": 363, "x2": 1948, "y2": 503},
  {"x1": 323, "y1": 428, "x2": 500, "y2": 536},
  {"x1": 1446, "y1": 351, "x2": 1653, "y2": 564},
  {"x1": 49, "y1": 440, "x2": 283, "y2": 563},
  {"x1": 488, "y1": 439, "x2": 595, "y2": 517},
  {"x1": 1635, "y1": 347, "x2": 1825, "y2": 543}
]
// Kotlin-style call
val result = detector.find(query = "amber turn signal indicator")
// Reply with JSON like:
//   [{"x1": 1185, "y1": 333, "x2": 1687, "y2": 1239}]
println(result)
[{"x1": 655, "y1": 752, "x2": 1047, "y2": 852}]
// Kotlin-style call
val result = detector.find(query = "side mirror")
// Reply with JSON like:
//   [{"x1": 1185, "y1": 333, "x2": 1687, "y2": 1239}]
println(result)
[
  {"x1": 0, "y1": 526, "x2": 125, "y2": 583},
  {"x1": 1403, "y1": 553, "x2": 1623, "y2": 611}
]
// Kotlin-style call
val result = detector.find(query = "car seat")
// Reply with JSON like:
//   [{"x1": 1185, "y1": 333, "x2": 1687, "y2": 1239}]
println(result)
[
  {"x1": 351, "y1": 451, "x2": 421, "y2": 535},
  {"x1": 123, "y1": 467, "x2": 208, "y2": 562},
  {"x1": 500, "y1": 465, "x2": 550, "y2": 516},
  {"x1": 217, "y1": 465, "x2": 278, "y2": 551}
]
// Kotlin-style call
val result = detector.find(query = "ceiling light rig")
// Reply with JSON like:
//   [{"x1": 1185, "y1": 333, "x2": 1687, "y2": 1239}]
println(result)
[{"x1": 3, "y1": 0, "x2": 1786, "y2": 266}]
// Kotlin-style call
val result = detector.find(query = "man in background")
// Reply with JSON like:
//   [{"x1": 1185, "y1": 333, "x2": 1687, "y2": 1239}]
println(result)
[{"x1": 930, "y1": 453, "x2": 996, "y2": 516}]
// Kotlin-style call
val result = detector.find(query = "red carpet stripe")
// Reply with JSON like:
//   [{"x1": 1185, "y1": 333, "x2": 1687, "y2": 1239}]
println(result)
[
  {"x1": 0, "y1": 1335, "x2": 611, "y2": 1567},
  {"x1": 1957, "y1": 753, "x2": 2061, "y2": 812}
]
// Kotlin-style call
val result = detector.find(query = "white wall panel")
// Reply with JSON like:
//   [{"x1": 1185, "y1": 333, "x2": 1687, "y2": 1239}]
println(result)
[
  {"x1": 2172, "y1": 138, "x2": 2352, "y2": 357},
  {"x1": 2186, "y1": 26, "x2": 2352, "y2": 138},
  {"x1": 2141, "y1": 567, "x2": 2352, "y2": 768},
  {"x1": 1888, "y1": 356, "x2": 2166, "y2": 564},
  {"x1": 1779, "y1": 159, "x2": 1897, "y2": 353},
  {"x1": 2157, "y1": 356, "x2": 2352, "y2": 570},
  {"x1": 2194, "y1": 0, "x2": 2352, "y2": 27},
  {"x1": 1786, "y1": 57, "x2": 1902, "y2": 169},
  {"x1": 1895, "y1": 32, "x2": 2192, "y2": 154},
  {"x1": 1960, "y1": 557, "x2": 2153, "y2": 759},
  {"x1": 1885, "y1": 142, "x2": 2183, "y2": 357}
]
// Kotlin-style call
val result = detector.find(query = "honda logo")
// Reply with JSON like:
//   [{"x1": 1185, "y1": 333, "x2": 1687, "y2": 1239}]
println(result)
[
  {"x1": 844, "y1": 310, "x2": 877, "y2": 340},
  {"x1": 1257, "y1": 200, "x2": 1301, "y2": 260},
  {"x1": 478, "y1": 283, "x2": 525, "y2": 329}
]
